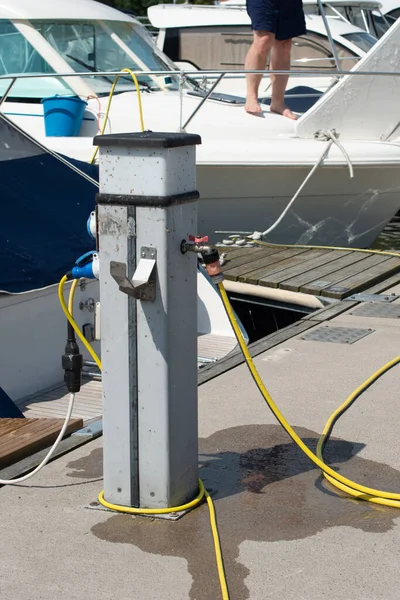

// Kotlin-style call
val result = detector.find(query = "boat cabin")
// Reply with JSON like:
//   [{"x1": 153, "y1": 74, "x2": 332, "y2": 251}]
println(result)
[{"x1": 148, "y1": 0, "x2": 381, "y2": 73}]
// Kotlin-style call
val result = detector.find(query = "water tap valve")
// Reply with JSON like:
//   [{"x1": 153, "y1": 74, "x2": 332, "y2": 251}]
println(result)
[{"x1": 181, "y1": 238, "x2": 224, "y2": 284}]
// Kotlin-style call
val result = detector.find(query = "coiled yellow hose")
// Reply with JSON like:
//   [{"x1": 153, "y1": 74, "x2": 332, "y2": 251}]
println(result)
[{"x1": 217, "y1": 281, "x2": 400, "y2": 508}]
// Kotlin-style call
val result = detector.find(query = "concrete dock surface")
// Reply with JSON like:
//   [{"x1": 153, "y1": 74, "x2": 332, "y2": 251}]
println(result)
[{"x1": 2, "y1": 284, "x2": 400, "y2": 599}]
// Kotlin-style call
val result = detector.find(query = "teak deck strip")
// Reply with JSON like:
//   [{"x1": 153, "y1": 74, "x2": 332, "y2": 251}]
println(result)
[
  {"x1": 223, "y1": 248, "x2": 310, "y2": 282},
  {"x1": 257, "y1": 249, "x2": 343, "y2": 287},
  {"x1": 221, "y1": 246, "x2": 400, "y2": 300},
  {"x1": 0, "y1": 417, "x2": 83, "y2": 468},
  {"x1": 320, "y1": 256, "x2": 400, "y2": 298},
  {"x1": 255, "y1": 249, "x2": 330, "y2": 288},
  {"x1": 300, "y1": 254, "x2": 389, "y2": 296}
]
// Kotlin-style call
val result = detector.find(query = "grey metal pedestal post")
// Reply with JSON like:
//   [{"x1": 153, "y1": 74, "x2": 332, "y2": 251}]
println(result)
[{"x1": 95, "y1": 131, "x2": 202, "y2": 510}]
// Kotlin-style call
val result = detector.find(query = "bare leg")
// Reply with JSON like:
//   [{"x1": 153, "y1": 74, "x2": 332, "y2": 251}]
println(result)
[
  {"x1": 270, "y1": 38, "x2": 297, "y2": 120},
  {"x1": 245, "y1": 30, "x2": 274, "y2": 114}
]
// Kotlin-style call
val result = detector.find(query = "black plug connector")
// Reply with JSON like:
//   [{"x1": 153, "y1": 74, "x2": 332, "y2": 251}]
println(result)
[{"x1": 62, "y1": 337, "x2": 83, "y2": 394}]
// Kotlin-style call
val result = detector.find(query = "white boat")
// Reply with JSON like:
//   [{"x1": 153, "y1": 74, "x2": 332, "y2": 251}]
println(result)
[
  {"x1": 0, "y1": 111, "x2": 245, "y2": 404},
  {"x1": 148, "y1": 0, "x2": 380, "y2": 98},
  {"x1": 306, "y1": 0, "x2": 391, "y2": 37},
  {"x1": 1, "y1": 0, "x2": 400, "y2": 249},
  {"x1": 374, "y1": 0, "x2": 400, "y2": 36}
]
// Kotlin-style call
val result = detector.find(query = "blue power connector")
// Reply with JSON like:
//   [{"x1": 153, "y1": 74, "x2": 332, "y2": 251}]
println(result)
[
  {"x1": 87, "y1": 212, "x2": 96, "y2": 240},
  {"x1": 71, "y1": 250, "x2": 97, "y2": 279}
]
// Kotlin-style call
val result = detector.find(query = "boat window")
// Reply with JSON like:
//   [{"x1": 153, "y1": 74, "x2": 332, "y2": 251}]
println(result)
[
  {"x1": 340, "y1": 31, "x2": 377, "y2": 53},
  {"x1": 291, "y1": 32, "x2": 359, "y2": 70},
  {"x1": 385, "y1": 8, "x2": 400, "y2": 23},
  {"x1": 0, "y1": 20, "x2": 73, "y2": 99},
  {"x1": 31, "y1": 20, "x2": 181, "y2": 95},
  {"x1": 166, "y1": 26, "x2": 359, "y2": 72},
  {"x1": 341, "y1": 6, "x2": 366, "y2": 30},
  {"x1": 163, "y1": 27, "x2": 180, "y2": 64},
  {"x1": 304, "y1": 5, "x2": 388, "y2": 39},
  {"x1": 370, "y1": 12, "x2": 391, "y2": 37},
  {"x1": 174, "y1": 26, "x2": 253, "y2": 70}
]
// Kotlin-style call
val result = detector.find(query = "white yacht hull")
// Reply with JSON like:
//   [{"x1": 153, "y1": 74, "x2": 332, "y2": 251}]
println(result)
[
  {"x1": 196, "y1": 164, "x2": 400, "y2": 246},
  {"x1": 4, "y1": 91, "x2": 400, "y2": 249},
  {"x1": 0, "y1": 281, "x2": 99, "y2": 401},
  {"x1": 0, "y1": 270, "x2": 241, "y2": 402}
]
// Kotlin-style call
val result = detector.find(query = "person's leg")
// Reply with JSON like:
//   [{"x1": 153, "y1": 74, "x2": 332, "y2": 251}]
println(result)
[
  {"x1": 245, "y1": 30, "x2": 274, "y2": 113},
  {"x1": 269, "y1": 38, "x2": 296, "y2": 119}
]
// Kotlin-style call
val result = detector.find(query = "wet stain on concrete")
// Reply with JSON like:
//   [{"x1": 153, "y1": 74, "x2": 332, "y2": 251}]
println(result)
[
  {"x1": 66, "y1": 447, "x2": 103, "y2": 479},
  {"x1": 88, "y1": 425, "x2": 400, "y2": 600}
]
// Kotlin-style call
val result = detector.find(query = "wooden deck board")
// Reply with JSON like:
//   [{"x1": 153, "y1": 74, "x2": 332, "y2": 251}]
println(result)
[
  {"x1": 221, "y1": 249, "x2": 271, "y2": 279},
  {"x1": 0, "y1": 417, "x2": 83, "y2": 468},
  {"x1": 227, "y1": 248, "x2": 311, "y2": 283},
  {"x1": 282, "y1": 252, "x2": 363, "y2": 293},
  {"x1": 301, "y1": 254, "x2": 388, "y2": 296},
  {"x1": 220, "y1": 246, "x2": 400, "y2": 300},
  {"x1": 19, "y1": 380, "x2": 103, "y2": 422},
  {"x1": 257, "y1": 249, "x2": 331, "y2": 288},
  {"x1": 221, "y1": 247, "x2": 265, "y2": 262},
  {"x1": 274, "y1": 250, "x2": 353, "y2": 287},
  {"x1": 237, "y1": 249, "x2": 312, "y2": 285},
  {"x1": 322, "y1": 256, "x2": 400, "y2": 298}
]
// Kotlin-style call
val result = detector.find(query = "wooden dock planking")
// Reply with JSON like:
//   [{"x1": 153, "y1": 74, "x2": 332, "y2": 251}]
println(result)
[
  {"x1": 279, "y1": 252, "x2": 368, "y2": 293},
  {"x1": 237, "y1": 248, "x2": 316, "y2": 285},
  {"x1": 0, "y1": 417, "x2": 83, "y2": 468},
  {"x1": 300, "y1": 254, "x2": 390, "y2": 296},
  {"x1": 221, "y1": 245, "x2": 400, "y2": 300},
  {"x1": 256, "y1": 249, "x2": 331, "y2": 288},
  {"x1": 277, "y1": 250, "x2": 353, "y2": 291},
  {"x1": 221, "y1": 247, "x2": 271, "y2": 277},
  {"x1": 224, "y1": 247, "x2": 311, "y2": 283},
  {"x1": 321, "y1": 256, "x2": 400, "y2": 298},
  {"x1": 220, "y1": 247, "x2": 262, "y2": 261}
]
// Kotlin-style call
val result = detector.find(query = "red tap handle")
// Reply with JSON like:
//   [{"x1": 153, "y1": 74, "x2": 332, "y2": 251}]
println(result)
[{"x1": 189, "y1": 235, "x2": 209, "y2": 243}]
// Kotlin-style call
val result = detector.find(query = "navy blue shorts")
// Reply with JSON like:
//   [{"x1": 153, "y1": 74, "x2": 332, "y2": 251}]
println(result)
[{"x1": 246, "y1": 0, "x2": 306, "y2": 40}]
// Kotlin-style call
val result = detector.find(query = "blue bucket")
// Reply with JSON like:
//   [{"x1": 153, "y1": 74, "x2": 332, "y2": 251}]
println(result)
[{"x1": 41, "y1": 95, "x2": 88, "y2": 137}]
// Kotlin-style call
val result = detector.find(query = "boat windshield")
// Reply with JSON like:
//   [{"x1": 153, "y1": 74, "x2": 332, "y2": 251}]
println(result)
[
  {"x1": 340, "y1": 31, "x2": 378, "y2": 52},
  {"x1": 0, "y1": 20, "x2": 76, "y2": 99},
  {"x1": 30, "y1": 19, "x2": 181, "y2": 95},
  {"x1": 304, "y1": 5, "x2": 390, "y2": 38}
]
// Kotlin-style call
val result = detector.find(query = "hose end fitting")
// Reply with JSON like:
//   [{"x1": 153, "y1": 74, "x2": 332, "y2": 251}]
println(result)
[{"x1": 202, "y1": 248, "x2": 224, "y2": 284}]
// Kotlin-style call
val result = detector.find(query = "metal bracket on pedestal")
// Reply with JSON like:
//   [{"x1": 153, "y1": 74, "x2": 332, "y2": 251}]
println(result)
[{"x1": 110, "y1": 247, "x2": 157, "y2": 301}]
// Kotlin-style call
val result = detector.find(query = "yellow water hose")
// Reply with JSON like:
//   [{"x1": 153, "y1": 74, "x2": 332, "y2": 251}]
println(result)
[
  {"x1": 58, "y1": 276, "x2": 102, "y2": 372},
  {"x1": 59, "y1": 236, "x2": 400, "y2": 599},
  {"x1": 90, "y1": 68, "x2": 145, "y2": 165},
  {"x1": 217, "y1": 281, "x2": 400, "y2": 508},
  {"x1": 68, "y1": 278, "x2": 79, "y2": 314},
  {"x1": 246, "y1": 241, "x2": 400, "y2": 502},
  {"x1": 62, "y1": 276, "x2": 229, "y2": 600}
]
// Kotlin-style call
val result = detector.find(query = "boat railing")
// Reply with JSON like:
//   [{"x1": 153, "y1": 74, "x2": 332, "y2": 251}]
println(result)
[
  {"x1": 150, "y1": 0, "x2": 383, "y2": 10},
  {"x1": 0, "y1": 64, "x2": 398, "y2": 132},
  {"x1": 0, "y1": 0, "x2": 392, "y2": 130}
]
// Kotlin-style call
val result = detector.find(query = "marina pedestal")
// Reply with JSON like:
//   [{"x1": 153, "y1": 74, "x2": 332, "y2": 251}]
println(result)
[{"x1": 95, "y1": 131, "x2": 201, "y2": 509}]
